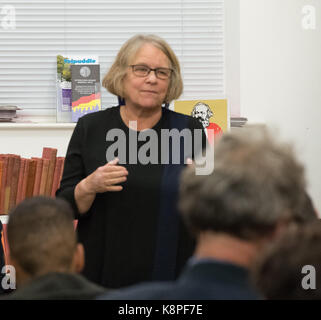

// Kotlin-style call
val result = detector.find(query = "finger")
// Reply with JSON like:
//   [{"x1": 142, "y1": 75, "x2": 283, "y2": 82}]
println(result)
[
  {"x1": 105, "y1": 171, "x2": 128, "y2": 180},
  {"x1": 105, "y1": 185, "x2": 123, "y2": 192},
  {"x1": 106, "y1": 176, "x2": 127, "y2": 186},
  {"x1": 101, "y1": 165, "x2": 127, "y2": 174},
  {"x1": 103, "y1": 159, "x2": 127, "y2": 172},
  {"x1": 106, "y1": 158, "x2": 119, "y2": 166},
  {"x1": 103, "y1": 166, "x2": 128, "y2": 176}
]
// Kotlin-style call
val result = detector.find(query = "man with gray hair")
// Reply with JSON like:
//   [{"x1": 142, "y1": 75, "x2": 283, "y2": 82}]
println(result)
[{"x1": 99, "y1": 126, "x2": 309, "y2": 300}]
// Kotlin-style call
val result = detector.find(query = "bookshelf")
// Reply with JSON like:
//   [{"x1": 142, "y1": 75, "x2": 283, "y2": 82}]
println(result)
[{"x1": 0, "y1": 123, "x2": 76, "y2": 222}]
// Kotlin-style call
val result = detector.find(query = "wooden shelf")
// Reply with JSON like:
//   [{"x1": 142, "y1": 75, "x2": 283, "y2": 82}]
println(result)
[{"x1": 0, "y1": 123, "x2": 76, "y2": 130}]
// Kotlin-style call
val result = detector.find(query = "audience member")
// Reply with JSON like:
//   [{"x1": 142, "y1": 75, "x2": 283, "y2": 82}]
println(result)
[
  {"x1": 290, "y1": 191, "x2": 318, "y2": 224},
  {"x1": 99, "y1": 125, "x2": 309, "y2": 300},
  {"x1": 252, "y1": 220, "x2": 321, "y2": 299},
  {"x1": 3, "y1": 197, "x2": 106, "y2": 300}
]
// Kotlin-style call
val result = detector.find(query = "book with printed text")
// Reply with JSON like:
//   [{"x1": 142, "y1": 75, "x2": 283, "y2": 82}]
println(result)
[{"x1": 174, "y1": 99, "x2": 229, "y2": 145}]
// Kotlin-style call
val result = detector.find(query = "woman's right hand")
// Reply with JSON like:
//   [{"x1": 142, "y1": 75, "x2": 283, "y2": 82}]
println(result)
[
  {"x1": 74, "y1": 158, "x2": 128, "y2": 214},
  {"x1": 84, "y1": 158, "x2": 128, "y2": 194}
]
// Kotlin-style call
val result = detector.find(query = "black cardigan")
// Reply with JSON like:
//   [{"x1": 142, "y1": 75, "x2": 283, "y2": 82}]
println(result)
[{"x1": 57, "y1": 106, "x2": 205, "y2": 289}]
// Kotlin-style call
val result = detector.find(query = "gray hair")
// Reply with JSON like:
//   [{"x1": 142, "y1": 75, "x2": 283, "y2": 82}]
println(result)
[{"x1": 179, "y1": 126, "x2": 307, "y2": 240}]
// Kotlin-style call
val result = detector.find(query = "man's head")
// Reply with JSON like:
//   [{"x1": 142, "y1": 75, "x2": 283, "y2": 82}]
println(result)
[
  {"x1": 252, "y1": 220, "x2": 321, "y2": 299},
  {"x1": 191, "y1": 102, "x2": 213, "y2": 128},
  {"x1": 7, "y1": 197, "x2": 84, "y2": 285},
  {"x1": 179, "y1": 126, "x2": 307, "y2": 241}
]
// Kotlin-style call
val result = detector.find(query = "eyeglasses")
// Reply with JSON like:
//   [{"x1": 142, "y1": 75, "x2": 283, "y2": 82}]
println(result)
[{"x1": 129, "y1": 65, "x2": 173, "y2": 80}]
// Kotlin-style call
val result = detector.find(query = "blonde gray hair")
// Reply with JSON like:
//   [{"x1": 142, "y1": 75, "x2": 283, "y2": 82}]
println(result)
[{"x1": 102, "y1": 34, "x2": 183, "y2": 104}]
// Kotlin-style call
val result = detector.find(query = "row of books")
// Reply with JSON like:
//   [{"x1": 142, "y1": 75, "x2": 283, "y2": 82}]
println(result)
[{"x1": 0, "y1": 148, "x2": 65, "y2": 215}]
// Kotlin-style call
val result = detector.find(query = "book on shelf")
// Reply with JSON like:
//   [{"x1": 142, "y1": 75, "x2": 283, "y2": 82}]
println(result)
[
  {"x1": 4, "y1": 155, "x2": 15, "y2": 214},
  {"x1": 56, "y1": 55, "x2": 100, "y2": 123},
  {"x1": 32, "y1": 158, "x2": 43, "y2": 196},
  {"x1": 51, "y1": 157, "x2": 65, "y2": 197},
  {"x1": 0, "y1": 161, "x2": 3, "y2": 213},
  {"x1": 20, "y1": 159, "x2": 30, "y2": 203},
  {"x1": 8, "y1": 155, "x2": 21, "y2": 212},
  {"x1": 0, "y1": 155, "x2": 8, "y2": 214},
  {"x1": 174, "y1": 99, "x2": 229, "y2": 145},
  {"x1": 0, "y1": 148, "x2": 65, "y2": 215},
  {"x1": 25, "y1": 159, "x2": 36, "y2": 199},
  {"x1": 15, "y1": 158, "x2": 26, "y2": 205},
  {"x1": 38, "y1": 158, "x2": 50, "y2": 196},
  {"x1": 42, "y1": 148, "x2": 57, "y2": 197}
]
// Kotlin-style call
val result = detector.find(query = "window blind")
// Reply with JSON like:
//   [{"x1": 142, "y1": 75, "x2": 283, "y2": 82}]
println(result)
[{"x1": 0, "y1": 0, "x2": 224, "y2": 121}]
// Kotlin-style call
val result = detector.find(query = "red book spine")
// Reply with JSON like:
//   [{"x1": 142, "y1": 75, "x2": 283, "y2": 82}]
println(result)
[
  {"x1": 39, "y1": 158, "x2": 50, "y2": 196},
  {"x1": 20, "y1": 159, "x2": 31, "y2": 202},
  {"x1": 8, "y1": 155, "x2": 21, "y2": 212},
  {"x1": 51, "y1": 157, "x2": 64, "y2": 197},
  {"x1": 32, "y1": 157, "x2": 43, "y2": 196},
  {"x1": 25, "y1": 159, "x2": 36, "y2": 199},
  {"x1": 0, "y1": 160, "x2": 3, "y2": 213},
  {"x1": 4, "y1": 155, "x2": 15, "y2": 214},
  {"x1": 16, "y1": 158, "x2": 26, "y2": 206},
  {"x1": 42, "y1": 147, "x2": 57, "y2": 196},
  {"x1": 0, "y1": 156, "x2": 9, "y2": 214}
]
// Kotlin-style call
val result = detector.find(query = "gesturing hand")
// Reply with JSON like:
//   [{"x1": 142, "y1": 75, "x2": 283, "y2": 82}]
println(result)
[{"x1": 85, "y1": 158, "x2": 128, "y2": 194}]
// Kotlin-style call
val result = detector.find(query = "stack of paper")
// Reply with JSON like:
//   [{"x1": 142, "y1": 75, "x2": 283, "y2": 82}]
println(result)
[
  {"x1": 0, "y1": 105, "x2": 20, "y2": 122},
  {"x1": 230, "y1": 117, "x2": 248, "y2": 127}
]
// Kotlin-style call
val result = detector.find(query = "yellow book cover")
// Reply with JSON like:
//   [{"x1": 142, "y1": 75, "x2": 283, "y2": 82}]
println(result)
[{"x1": 174, "y1": 99, "x2": 229, "y2": 144}]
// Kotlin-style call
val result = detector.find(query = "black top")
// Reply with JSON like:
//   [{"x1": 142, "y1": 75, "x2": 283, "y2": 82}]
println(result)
[
  {"x1": 98, "y1": 259, "x2": 261, "y2": 300},
  {"x1": 2, "y1": 272, "x2": 105, "y2": 300},
  {"x1": 56, "y1": 106, "x2": 205, "y2": 289}
]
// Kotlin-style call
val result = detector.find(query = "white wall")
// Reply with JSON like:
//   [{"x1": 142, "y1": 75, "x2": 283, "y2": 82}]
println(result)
[
  {"x1": 0, "y1": 124, "x2": 75, "y2": 158},
  {"x1": 240, "y1": 0, "x2": 321, "y2": 212}
]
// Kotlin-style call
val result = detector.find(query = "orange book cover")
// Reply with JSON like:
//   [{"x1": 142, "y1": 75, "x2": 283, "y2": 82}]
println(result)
[
  {"x1": 0, "y1": 155, "x2": 9, "y2": 215},
  {"x1": 20, "y1": 159, "x2": 31, "y2": 203},
  {"x1": 51, "y1": 157, "x2": 65, "y2": 197},
  {"x1": 39, "y1": 158, "x2": 50, "y2": 196},
  {"x1": 42, "y1": 148, "x2": 57, "y2": 196},
  {"x1": 31, "y1": 157, "x2": 43, "y2": 196},
  {"x1": 0, "y1": 161, "x2": 2, "y2": 189},
  {"x1": 8, "y1": 155, "x2": 21, "y2": 212},
  {"x1": 0, "y1": 161, "x2": 3, "y2": 211},
  {"x1": 15, "y1": 158, "x2": 26, "y2": 206},
  {"x1": 4, "y1": 155, "x2": 15, "y2": 214},
  {"x1": 25, "y1": 159, "x2": 36, "y2": 199},
  {"x1": 1, "y1": 223, "x2": 9, "y2": 265}
]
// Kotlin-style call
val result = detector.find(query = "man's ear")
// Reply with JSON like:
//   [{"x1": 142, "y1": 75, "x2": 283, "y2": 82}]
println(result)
[{"x1": 72, "y1": 243, "x2": 85, "y2": 274}]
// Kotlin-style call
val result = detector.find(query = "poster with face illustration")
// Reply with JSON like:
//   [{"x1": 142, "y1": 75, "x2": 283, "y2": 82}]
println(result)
[{"x1": 174, "y1": 99, "x2": 229, "y2": 144}]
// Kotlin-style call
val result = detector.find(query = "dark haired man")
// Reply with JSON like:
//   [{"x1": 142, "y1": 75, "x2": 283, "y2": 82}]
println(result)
[{"x1": 3, "y1": 197, "x2": 106, "y2": 300}]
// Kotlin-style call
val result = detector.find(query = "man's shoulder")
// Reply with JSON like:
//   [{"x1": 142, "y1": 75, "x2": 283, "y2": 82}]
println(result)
[
  {"x1": 98, "y1": 281, "x2": 174, "y2": 300},
  {"x1": 2, "y1": 272, "x2": 106, "y2": 300}
]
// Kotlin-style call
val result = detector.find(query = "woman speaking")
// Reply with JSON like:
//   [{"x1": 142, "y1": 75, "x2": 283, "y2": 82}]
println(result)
[{"x1": 57, "y1": 34, "x2": 206, "y2": 289}]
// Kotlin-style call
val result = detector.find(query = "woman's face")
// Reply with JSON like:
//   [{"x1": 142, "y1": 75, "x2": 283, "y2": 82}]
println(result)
[{"x1": 123, "y1": 43, "x2": 170, "y2": 111}]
